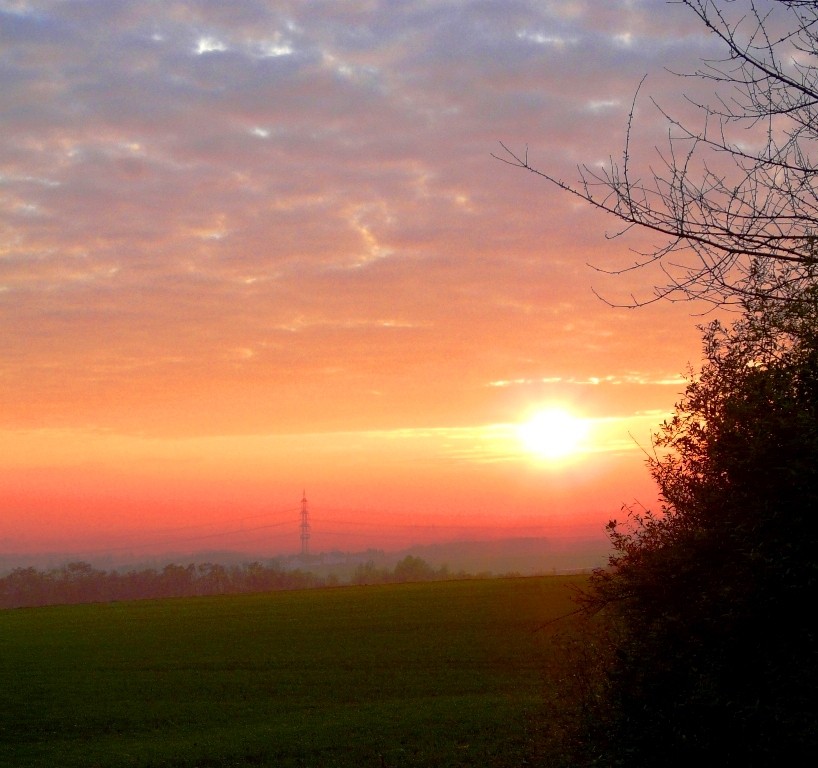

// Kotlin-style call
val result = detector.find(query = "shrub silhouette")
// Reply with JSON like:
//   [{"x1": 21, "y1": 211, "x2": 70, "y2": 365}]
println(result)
[{"x1": 560, "y1": 291, "x2": 818, "y2": 767}]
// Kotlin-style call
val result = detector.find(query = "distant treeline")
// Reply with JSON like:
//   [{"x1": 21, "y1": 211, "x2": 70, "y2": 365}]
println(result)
[{"x1": 0, "y1": 555, "x2": 466, "y2": 609}]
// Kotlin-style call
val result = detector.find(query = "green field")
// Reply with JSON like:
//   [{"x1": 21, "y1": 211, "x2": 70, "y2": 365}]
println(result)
[{"x1": 0, "y1": 575, "x2": 586, "y2": 768}]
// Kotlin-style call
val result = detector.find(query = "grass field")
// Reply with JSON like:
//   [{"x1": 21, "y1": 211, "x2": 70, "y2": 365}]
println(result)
[{"x1": 0, "y1": 575, "x2": 587, "y2": 767}]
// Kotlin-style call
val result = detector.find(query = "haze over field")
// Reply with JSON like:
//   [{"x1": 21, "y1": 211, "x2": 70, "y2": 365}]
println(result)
[{"x1": 0, "y1": 1, "x2": 711, "y2": 556}]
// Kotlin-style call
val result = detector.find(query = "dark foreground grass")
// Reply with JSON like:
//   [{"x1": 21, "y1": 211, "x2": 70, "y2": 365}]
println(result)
[{"x1": 0, "y1": 575, "x2": 586, "y2": 767}]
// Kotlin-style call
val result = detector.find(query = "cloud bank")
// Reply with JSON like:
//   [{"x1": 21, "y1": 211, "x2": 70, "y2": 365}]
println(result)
[{"x1": 1, "y1": 0, "x2": 709, "y2": 436}]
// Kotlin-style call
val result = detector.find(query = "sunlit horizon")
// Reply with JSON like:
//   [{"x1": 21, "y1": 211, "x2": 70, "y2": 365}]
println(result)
[
  {"x1": 1, "y1": 0, "x2": 703, "y2": 561},
  {"x1": 1, "y1": 409, "x2": 668, "y2": 557}
]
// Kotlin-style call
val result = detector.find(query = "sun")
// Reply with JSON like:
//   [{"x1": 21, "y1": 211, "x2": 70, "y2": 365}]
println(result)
[{"x1": 516, "y1": 407, "x2": 589, "y2": 460}]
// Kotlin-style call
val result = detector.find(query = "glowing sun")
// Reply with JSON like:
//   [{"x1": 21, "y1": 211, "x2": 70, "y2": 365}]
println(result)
[{"x1": 516, "y1": 407, "x2": 589, "y2": 460}]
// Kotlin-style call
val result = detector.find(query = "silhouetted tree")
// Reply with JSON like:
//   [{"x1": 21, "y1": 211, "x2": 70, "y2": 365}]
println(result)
[
  {"x1": 560, "y1": 287, "x2": 818, "y2": 766},
  {"x1": 497, "y1": 1, "x2": 818, "y2": 306},
  {"x1": 496, "y1": 7, "x2": 818, "y2": 759}
]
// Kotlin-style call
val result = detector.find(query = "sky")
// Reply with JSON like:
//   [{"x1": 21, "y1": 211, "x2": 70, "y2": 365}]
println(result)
[{"x1": 1, "y1": 0, "x2": 719, "y2": 557}]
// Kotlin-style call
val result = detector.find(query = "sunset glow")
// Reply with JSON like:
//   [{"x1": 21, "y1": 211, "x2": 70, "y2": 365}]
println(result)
[
  {"x1": 0, "y1": 0, "x2": 704, "y2": 561},
  {"x1": 517, "y1": 408, "x2": 590, "y2": 461}
]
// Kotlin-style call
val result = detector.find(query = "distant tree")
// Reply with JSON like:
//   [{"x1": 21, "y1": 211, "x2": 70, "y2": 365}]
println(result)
[
  {"x1": 351, "y1": 560, "x2": 390, "y2": 586},
  {"x1": 392, "y1": 556, "x2": 437, "y2": 583},
  {"x1": 59, "y1": 561, "x2": 106, "y2": 603},
  {"x1": 242, "y1": 561, "x2": 268, "y2": 592},
  {"x1": 557, "y1": 287, "x2": 818, "y2": 766},
  {"x1": 0, "y1": 566, "x2": 53, "y2": 608},
  {"x1": 196, "y1": 563, "x2": 230, "y2": 595},
  {"x1": 0, "y1": 559, "x2": 340, "y2": 607},
  {"x1": 161, "y1": 563, "x2": 196, "y2": 597},
  {"x1": 497, "y1": 0, "x2": 818, "y2": 306}
]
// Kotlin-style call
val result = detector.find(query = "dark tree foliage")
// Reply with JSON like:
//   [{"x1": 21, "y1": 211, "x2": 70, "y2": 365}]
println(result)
[
  {"x1": 494, "y1": 2, "x2": 818, "y2": 762},
  {"x1": 572, "y1": 288, "x2": 818, "y2": 766}
]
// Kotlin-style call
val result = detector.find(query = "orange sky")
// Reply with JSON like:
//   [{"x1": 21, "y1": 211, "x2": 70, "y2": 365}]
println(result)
[{"x1": 0, "y1": 0, "x2": 714, "y2": 558}]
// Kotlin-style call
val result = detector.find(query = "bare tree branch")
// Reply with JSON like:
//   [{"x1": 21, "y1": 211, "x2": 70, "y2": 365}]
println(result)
[{"x1": 496, "y1": 0, "x2": 818, "y2": 307}]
